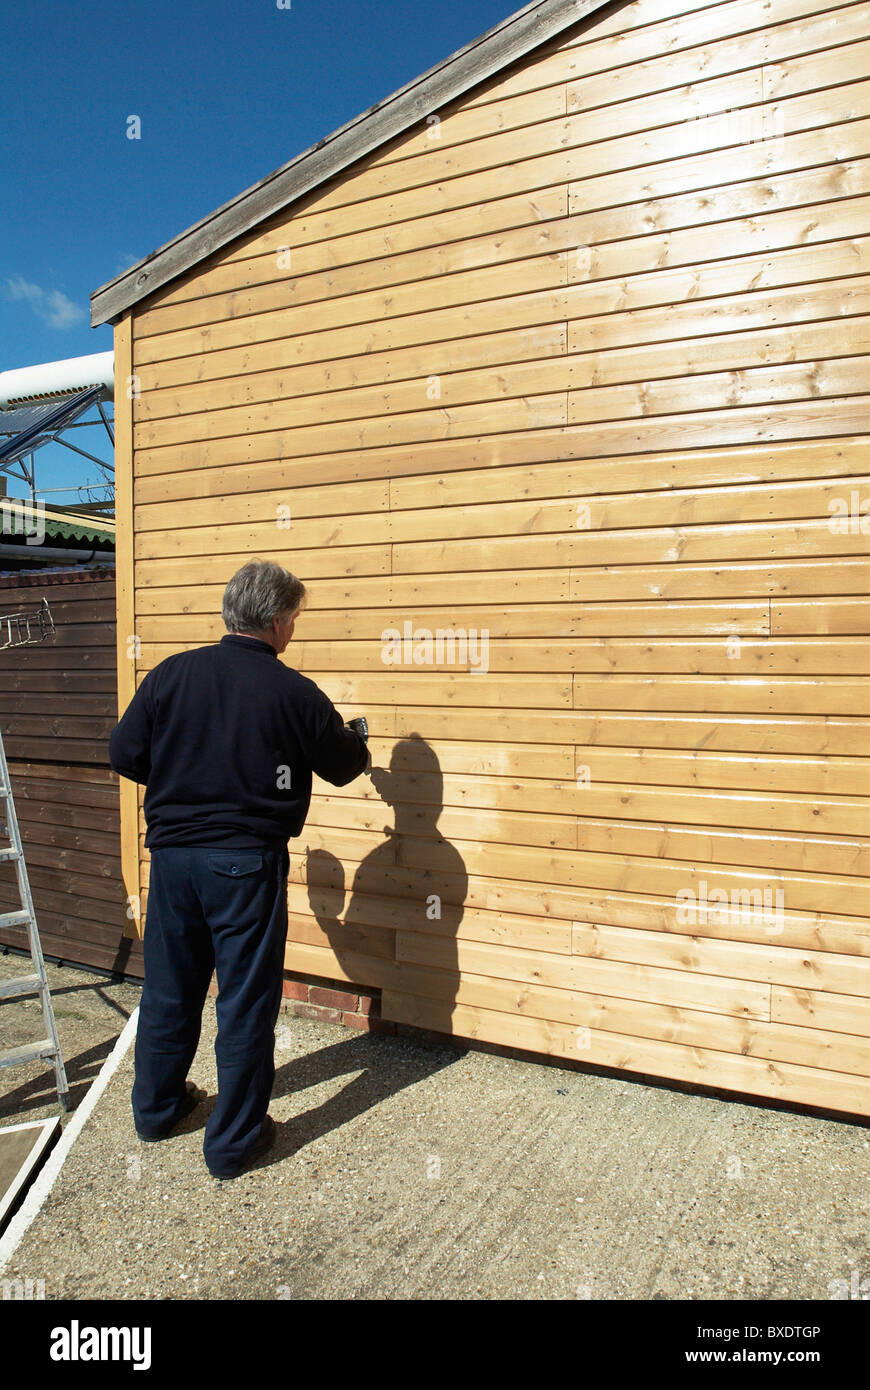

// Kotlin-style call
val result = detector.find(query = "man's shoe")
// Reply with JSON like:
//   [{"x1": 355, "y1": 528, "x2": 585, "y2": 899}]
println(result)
[
  {"x1": 136, "y1": 1082, "x2": 207, "y2": 1142},
  {"x1": 209, "y1": 1115, "x2": 277, "y2": 1180}
]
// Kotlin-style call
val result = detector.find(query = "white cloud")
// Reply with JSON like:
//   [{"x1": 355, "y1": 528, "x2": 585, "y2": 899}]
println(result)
[{"x1": 5, "y1": 274, "x2": 85, "y2": 329}]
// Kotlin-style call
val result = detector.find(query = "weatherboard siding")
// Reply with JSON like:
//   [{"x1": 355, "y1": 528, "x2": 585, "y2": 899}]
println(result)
[
  {"x1": 0, "y1": 571, "x2": 143, "y2": 978},
  {"x1": 118, "y1": 0, "x2": 870, "y2": 1115}
]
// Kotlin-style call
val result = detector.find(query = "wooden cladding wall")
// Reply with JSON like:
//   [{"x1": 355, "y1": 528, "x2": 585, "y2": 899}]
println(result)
[
  {"x1": 0, "y1": 570, "x2": 143, "y2": 979},
  {"x1": 123, "y1": 0, "x2": 870, "y2": 1114}
]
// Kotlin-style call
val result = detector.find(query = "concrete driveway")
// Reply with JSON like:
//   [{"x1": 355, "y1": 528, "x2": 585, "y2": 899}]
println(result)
[{"x1": 0, "y1": 952, "x2": 867, "y2": 1300}]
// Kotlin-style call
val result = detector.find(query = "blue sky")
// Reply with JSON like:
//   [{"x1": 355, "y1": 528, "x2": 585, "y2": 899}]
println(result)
[{"x1": 0, "y1": 0, "x2": 514, "y2": 502}]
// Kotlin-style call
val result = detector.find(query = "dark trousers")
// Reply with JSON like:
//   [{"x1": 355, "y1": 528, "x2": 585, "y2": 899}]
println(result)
[{"x1": 132, "y1": 843, "x2": 289, "y2": 1175}]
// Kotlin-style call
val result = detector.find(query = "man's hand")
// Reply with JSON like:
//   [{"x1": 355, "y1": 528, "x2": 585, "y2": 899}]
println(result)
[{"x1": 346, "y1": 716, "x2": 370, "y2": 771}]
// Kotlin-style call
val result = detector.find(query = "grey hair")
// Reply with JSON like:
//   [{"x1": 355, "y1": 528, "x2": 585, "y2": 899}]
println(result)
[{"x1": 222, "y1": 560, "x2": 307, "y2": 634}]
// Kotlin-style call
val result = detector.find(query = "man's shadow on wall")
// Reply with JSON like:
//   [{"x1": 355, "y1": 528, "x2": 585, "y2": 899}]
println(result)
[{"x1": 267, "y1": 734, "x2": 468, "y2": 1162}]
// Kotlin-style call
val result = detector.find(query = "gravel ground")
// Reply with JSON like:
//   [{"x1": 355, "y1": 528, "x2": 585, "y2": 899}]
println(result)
[{"x1": 1, "y1": 950, "x2": 868, "y2": 1301}]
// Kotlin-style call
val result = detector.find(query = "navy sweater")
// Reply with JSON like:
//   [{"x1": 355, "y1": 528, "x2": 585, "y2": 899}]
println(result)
[{"x1": 108, "y1": 634, "x2": 369, "y2": 849}]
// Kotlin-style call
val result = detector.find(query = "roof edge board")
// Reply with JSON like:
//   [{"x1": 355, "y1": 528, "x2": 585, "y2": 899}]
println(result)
[{"x1": 90, "y1": 0, "x2": 612, "y2": 328}]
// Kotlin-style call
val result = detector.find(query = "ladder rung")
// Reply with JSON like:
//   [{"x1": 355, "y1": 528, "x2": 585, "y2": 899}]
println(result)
[
  {"x1": 0, "y1": 847, "x2": 20, "y2": 862},
  {"x1": 0, "y1": 909, "x2": 33, "y2": 929},
  {"x1": 0, "y1": 972, "x2": 43, "y2": 999},
  {"x1": 0, "y1": 1039, "x2": 56, "y2": 1068}
]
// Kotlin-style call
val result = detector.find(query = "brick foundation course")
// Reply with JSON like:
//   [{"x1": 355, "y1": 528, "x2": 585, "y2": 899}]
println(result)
[{"x1": 207, "y1": 969, "x2": 397, "y2": 1035}]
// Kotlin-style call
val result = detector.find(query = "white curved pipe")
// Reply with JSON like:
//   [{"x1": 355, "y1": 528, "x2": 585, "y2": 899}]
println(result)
[{"x1": 0, "y1": 352, "x2": 114, "y2": 409}]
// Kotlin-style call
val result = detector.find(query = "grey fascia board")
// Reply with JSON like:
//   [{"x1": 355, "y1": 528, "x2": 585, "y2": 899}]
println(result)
[{"x1": 90, "y1": 0, "x2": 611, "y2": 328}]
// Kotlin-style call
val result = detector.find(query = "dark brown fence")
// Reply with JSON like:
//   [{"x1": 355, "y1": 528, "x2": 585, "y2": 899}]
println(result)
[{"x1": 0, "y1": 566, "x2": 143, "y2": 979}]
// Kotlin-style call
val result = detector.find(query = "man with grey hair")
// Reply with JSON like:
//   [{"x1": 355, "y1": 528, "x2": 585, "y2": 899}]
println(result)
[{"x1": 109, "y1": 559, "x2": 369, "y2": 1178}]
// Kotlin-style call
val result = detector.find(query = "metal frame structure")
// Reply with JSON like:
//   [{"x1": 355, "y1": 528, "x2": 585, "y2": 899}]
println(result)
[{"x1": 0, "y1": 389, "x2": 114, "y2": 508}]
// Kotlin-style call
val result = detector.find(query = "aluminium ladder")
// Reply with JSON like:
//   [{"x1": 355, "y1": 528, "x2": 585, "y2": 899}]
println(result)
[{"x1": 0, "y1": 599, "x2": 71, "y2": 1111}]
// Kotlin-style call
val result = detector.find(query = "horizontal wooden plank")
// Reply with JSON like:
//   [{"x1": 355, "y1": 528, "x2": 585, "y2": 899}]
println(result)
[
  {"x1": 143, "y1": 19, "x2": 867, "y2": 321},
  {"x1": 401, "y1": 20, "x2": 870, "y2": 168},
  {"x1": 566, "y1": 555, "x2": 870, "y2": 602},
  {"x1": 304, "y1": 807, "x2": 869, "y2": 876},
  {"x1": 134, "y1": 236, "x2": 566, "y2": 339},
  {"x1": 1, "y1": 740, "x2": 114, "y2": 765},
  {"x1": 133, "y1": 103, "x2": 870, "y2": 358},
  {"x1": 285, "y1": 858, "x2": 870, "y2": 959},
  {"x1": 573, "y1": 673, "x2": 870, "y2": 715},
  {"x1": 134, "y1": 600, "x2": 773, "y2": 645},
  {"x1": 397, "y1": 706, "x2": 870, "y2": 757},
  {"x1": 2, "y1": 816, "x2": 120, "y2": 857},
  {"x1": 379, "y1": 964, "x2": 870, "y2": 1077},
  {"x1": 242, "y1": 100, "x2": 865, "y2": 284},
  {"x1": 133, "y1": 311, "x2": 870, "y2": 453},
  {"x1": 218, "y1": 181, "x2": 566, "y2": 274},
  {"x1": 569, "y1": 114, "x2": 870, "y2": 223},
  {"x1": 134, "y1": 389, "x2": 870, "y2": 479},
  {"x1": 0, "y1": 677, "x2": 116, "y2": 702},
  {"x1": 567, "y1": 157, "x2": 870, "y2": 263},
  {"x1": 9, "y1": 774, "x2": 120, "y2": 810},
  {"x1": 138, "y1": 108, "x2": 867, "y2": 358},
  {"x1": 138, "y1": 179, "x2": 870, "y2": 397},
  {"x1": 334, "y1": 70, "x2": 861, "y2": 216},
  {"x1": 280, "y1": 636, "x2": 870, "y2": 677},
  {"x1": 567, "y1": 301, "x2": 870, "y2": 381},
  {"x1": 0, "y1": 839, "x2": 120, "y2": 880},
  {"x1": 2, "y1": 713, "x2": 115, "y2": 737},
  {"x1": 394, "y1": 932, "x2": 770, "y2": 1017},
  {"x1": 133, "y1": 436, "x2": 870, "y2": 513},
  {"x1": 559, "y1": 397, "x2": 870, "y2": 460},
  {"x1": 0, "y1": 647, "x2": 115, "y2": 670},
  {"x1": 568, "y1": 356, "x2": 870, "y2": 426},
  {"x1": 573, "y1": 746, "x2": 870, "y2": 797},
  {"x1": 287, "y1": 879, "x2": 573, "y2": 953},
  {"x1": 132, "y1": 629, "x2": 866, "y2": 684},
  {"x1": 136, "y1": 320, "x2": 569, "y2": 426},
  {"x1": 393, "y1": 515, "x2": 870, "y2": 575},
  {"x1": 132, "y1": 436, "x2": 867, "y2": 522},
  {"x1": 772, "y1": 985, "x2": 870, "y2": 1035},
  {"x1": 0, "y1": 922, "x2": 142, "y2": 976},
  {"x1": 306, "y1": 771, "x2": 870, "y2": 838},
  {"x1": 120, "y1": 683, "x2": 870, "y2": 754},
  {"x1": 112, "y1": 652, "x2": 837, "y2": 717},
  {"x1": 132, "y1": 557, "x2": 867, "y2": 620},
  {"x1": 299, "y1": 796, "x2": 576, "y2": 852},
  {"x1": 216, "y1": 140, "x2": 868, "y2": 304},
  {"x1": 133, "y1": 518, "x2": 870, "y2": 591},
  {"x1": 0, "y1": 889, "x2": 127, "y2": 934},
  {"x1": 13, "y1": 800, "x2": 120, "y2": 835},
  {"x1": 469, "y1": 0, "x2": 870, "y2": 105},
  {"x1": 7, "y1": 761, "x2": 117, "y2": 785},
  {"x1": 570, "y1": 920, "x2": 870, "y2": 995},
  {"x1": 133, "y1": 472, "x2": 870, "y2": 557},
  {"x1": 127, "y1": 669, "x2": 572, "y2": 708},
  {"x1": 135, "y1": 545, "x2": 393, "y2": 589},
  {"x1": 133, "y1": 229, "x2": 870, "y2": 414},
  {"x1": 271, "y1": 823, "x2": 870, "y2": 918},
  {"x1": 382, "y1": 990, "x2": 870, "y2": 1114},
  {"x1": 140, "y1": 819, "x2": 870, "y2": 918},
  {"x1": 136, "y1": 393, "x2": 570, "y2": 476},
  {"x1": 297, "y1": 789, "x2": 870, "y2": 873},
  {"x1": 565, "y1": 13, "x2": 870, "y2": 116},
  {"x1": 96, "y1": 843, "x2": 829, "y2": 965},
  {"x1": 773, "y1": 597, "x2": 870, "y2": 634},
  {"x1": 258, "y1": 65, "x2": 870, "y2": 224}
]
